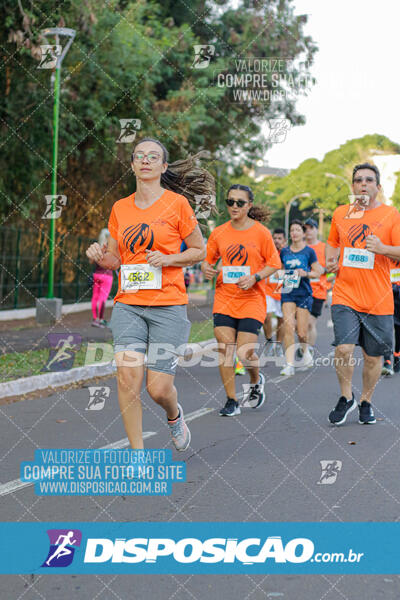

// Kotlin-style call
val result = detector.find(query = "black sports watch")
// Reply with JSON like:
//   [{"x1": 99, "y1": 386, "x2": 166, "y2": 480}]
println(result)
[{"x1": 254, "y1": 273, "x2": 261, "y2": 283}]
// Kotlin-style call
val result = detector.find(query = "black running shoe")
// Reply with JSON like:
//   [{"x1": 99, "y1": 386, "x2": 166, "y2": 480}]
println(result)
[
  {"x1": 358, "y1": 401, "x2": 376, "y2": 424},
  {"x1": 328, "y1": 393, "x2": 356, "y2": 425},
  {"x1": 219, "y1": 398, "x2": 241, "y2": 417},
  {"x1": 394, "y1": 354, "x2": 400, "y2": 373},
  {"x1": 243, "y1": 372, "x2": 266, "y2": 409}
]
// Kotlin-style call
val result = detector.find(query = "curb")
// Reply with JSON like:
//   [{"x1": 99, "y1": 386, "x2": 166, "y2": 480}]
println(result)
[{"x1": 0, "y1": 338, "x2": 217, "y2": 400}]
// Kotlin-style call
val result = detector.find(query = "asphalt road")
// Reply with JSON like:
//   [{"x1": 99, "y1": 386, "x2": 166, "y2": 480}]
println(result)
[{"x1": 1, "y1": 305, "x2": 400, "y2": 598}]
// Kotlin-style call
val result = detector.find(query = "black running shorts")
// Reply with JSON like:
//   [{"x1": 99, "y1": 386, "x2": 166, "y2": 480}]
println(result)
[
  {"x1": 310, "y1": 297, "x2": 324, "y2": 318},
  {"x1": 213, "y1": 313, "x2": 263, "y2": 335}
]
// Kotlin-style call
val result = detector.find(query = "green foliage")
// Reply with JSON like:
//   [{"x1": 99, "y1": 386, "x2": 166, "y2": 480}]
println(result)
[
  {"x1": 391, "y1": 171, "x2": 400, "y2": 210},
  {"x1": 0, "y1": 0, "x2": 316, "y2": 239},
  {"x1": 260, "y1": 134, "x2": 400, "y2": 236}
]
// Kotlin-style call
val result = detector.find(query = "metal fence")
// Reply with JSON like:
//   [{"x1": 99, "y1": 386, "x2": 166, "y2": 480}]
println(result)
[{"x1": 0, "y1": 226, "x2": 118, "y2": 310}]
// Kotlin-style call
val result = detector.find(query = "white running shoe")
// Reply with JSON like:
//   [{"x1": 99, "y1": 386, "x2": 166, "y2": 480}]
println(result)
[
  {"x1": 168, "y1": 403, "x2": 191, "y2": 451},
  {"x1": 299, "y1": 350, "x2": 314, "y2": 370},
  {"x1": 280, "y1": 364, "x2": 295, "y2": 377}
]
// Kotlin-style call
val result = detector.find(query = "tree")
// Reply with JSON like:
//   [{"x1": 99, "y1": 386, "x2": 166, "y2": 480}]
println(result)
[
  {"x1": 0, "y1": 0, "x2": 317, "y2": 240},
  {"x1": 261, "y1": 134, "x2": 400, "y2": 236}
]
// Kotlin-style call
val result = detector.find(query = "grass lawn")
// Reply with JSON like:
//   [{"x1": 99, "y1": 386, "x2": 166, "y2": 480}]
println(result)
[
  {"x1": 0, "y1": 345, "x2": 88, "y2": 383},
  {"x1": 188, "y1": 319, "x2": 214, "y2": 343},
  {"x1": 189, "y1": 288, "x2": 208, "y2": 297},
  {"x1": 0, "y1": 320, "x2": 215, "y2": 382}
]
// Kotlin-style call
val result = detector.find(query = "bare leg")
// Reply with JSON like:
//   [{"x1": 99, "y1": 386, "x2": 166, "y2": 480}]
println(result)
[
  {"x1": 115, "y1": 351, "x2": 146, "y2": 449},
  {"x1": 360, "y1": 349, "x2": 382, "y2": 404},
  {"x1": 146, "y1": 370, "x2": 180, "y2": 419},
  {"x1": 308, "y1": 314, "x2": 317, "y2": 346},
  {"x1": 334, "y1": 344, "x2": 355, "y2": 400},
  {"x1": 276, "y1": 316, "x2": 284, "y2": 344},
  {"x1": 236, "y1": 330, "x2": 260, "y2": 384},
  {"x1": 282, "y1": 302, "x2": 296, "y2": 365},
  {"x1": 214, "y1": 326, "x2": 237, "y2": 400},
  {"x1": 263, "y1": 314, "x2": 273, "y2": 340},
  {"x1": 295, "y1": 307, "x2": 310, "y2": 354}
]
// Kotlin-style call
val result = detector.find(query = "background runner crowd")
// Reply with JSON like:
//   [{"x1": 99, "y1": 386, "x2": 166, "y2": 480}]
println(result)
[{"x1": 87, "y1": 148, "x2": 400, "y2": 449}]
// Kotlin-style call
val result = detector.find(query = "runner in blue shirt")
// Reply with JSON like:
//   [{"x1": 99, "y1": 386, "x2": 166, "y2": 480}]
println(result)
[{"x1": 279, "y1": 220, "x2": 322, "y2": 376}]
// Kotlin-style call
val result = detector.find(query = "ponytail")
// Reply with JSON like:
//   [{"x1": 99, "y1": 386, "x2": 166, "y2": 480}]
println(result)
[
  {"x1": 248, "y1": 205, "x2": 271, "y2": 223},
  {"x1": 132, "y1": 138, "x2": 215, "y2": 215},
  {"x1": 228, "y1": 184, "x2": 271, "y2": 224}
]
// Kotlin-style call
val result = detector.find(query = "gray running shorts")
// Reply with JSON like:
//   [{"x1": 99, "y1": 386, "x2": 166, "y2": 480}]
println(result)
[
  {"x1": 331, "y1": 304, "x2": 393, "y2": 357},
  {"x1": 110, "y1": 302, "x2": 191, "y2": 374}
]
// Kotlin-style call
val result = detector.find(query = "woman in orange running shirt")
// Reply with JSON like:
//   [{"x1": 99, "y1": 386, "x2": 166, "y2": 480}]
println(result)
[
  {"x1": 201, "y1": 184, "x2": 280, "y2": 417},
  {"x1": 86, "y1": 138, "x2": 214, "y2": 451}
]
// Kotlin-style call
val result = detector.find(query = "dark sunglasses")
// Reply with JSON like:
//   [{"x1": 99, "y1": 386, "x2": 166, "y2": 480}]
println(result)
[
  {"x1": 353, "y1": 176, "x2": 376, "y2": 184},
  {"x1": 225, "y1": 198, "x2": 248, "y2": 208}
]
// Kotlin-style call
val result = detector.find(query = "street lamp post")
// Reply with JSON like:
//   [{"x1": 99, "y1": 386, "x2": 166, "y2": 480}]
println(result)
[
  {"x1": 35, "y1": 27, "x2": 76, "y2": 324},
  {"x1": 285, "y1": 193, "x2": 310, "y2": 239},
  {"x1": 325, "y1": 172, "x2": 352, "y2": 193}
]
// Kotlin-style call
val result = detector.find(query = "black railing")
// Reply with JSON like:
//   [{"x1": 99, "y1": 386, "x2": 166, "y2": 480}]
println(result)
[{"x1": 0, "y1": 226, "x2": 118, "y2": 310}]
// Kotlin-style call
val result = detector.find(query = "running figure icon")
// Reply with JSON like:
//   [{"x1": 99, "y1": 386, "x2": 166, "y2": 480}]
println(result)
[
  {"x1": 44, "y1": 335, "x2": 76, "y2": 370},
  {"x1": 45, "y1": 531, "x2": 77, "y2": 566}
]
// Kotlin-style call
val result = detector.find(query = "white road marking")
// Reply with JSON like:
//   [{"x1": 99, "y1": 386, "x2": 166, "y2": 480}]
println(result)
[
  {"x1": 0, "y1": 408, "x2": 214, "y2": 497},
  {"x1": 270, "y1": 375, "x2": 293, "y2": 383}
]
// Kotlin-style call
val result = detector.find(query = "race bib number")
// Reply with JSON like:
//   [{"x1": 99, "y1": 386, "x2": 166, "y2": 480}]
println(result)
[
  {"x1": 222, "y1": 266, "x2": 251, "y2": 284},
  {"x1": 269, "y1": 272, "x2": 280, "y2": 284},
  {"x1": 282, "y1": 269, "x2": 300, "y2": 289},
  {"x1": 121, "y1": 264, "x2": 162, "y2": 291},
  {"x1": 342, "y1": 247, "x2": 375, "y2": 269},
  {"x1": 390, "y1": 268, "x2": 400, "y2": 283}
]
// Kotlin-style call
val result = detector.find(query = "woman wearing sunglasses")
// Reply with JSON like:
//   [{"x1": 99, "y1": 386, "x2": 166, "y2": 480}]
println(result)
[
  {"x1": 201, "y1": 184, "x2": 281, "y2": 416},
  {"x1": 86, "y1": 138, "x2": 214, "y2": 450}
]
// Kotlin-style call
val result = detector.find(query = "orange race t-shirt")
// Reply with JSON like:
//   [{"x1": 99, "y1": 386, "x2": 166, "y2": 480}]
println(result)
[
  {"x1": 265, "y1": 248, "x2": 282, "y2": 300},
  {"x1": 327, "y1": 204, "x2": 400, "y2": 314},
  {"x1": 206, "y1": 220, "x2": 281, "y2": 323},
  {"x1": 108, "y1": 190, "x2": 197, "y2": 306},
  {"x1": 309, "y1": 241, "x2": 327, "y2": 300}
]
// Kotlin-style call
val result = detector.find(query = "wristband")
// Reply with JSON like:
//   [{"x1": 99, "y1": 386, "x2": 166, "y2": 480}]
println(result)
[{"x1": 254, "y1": 273, "x2": 261, "y2": 283}]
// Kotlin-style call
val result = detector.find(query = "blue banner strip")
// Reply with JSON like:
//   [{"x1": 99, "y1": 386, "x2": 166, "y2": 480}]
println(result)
[{"x1": 0, "y1": 522, "x2": 398, "y2": 574}]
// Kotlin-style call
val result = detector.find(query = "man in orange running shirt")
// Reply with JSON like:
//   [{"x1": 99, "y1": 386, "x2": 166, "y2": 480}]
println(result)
[{"x1": 326, "y1": 163, "x2": 400, "y2": 426}]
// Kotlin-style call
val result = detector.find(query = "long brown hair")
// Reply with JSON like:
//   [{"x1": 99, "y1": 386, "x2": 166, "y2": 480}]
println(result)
[
  {"x1": 132, "y1": 138, "x2": 215, "y2": 213},
  {"x1": 228, "y1": 184, "x2": 271, "y2": 224}
]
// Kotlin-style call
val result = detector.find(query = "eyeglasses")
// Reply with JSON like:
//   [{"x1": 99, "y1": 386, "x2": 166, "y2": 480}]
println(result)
[
  {"x1": 132, "y1": 151, "x2": 161, "y2": 163},
  {"x1": 353, "y1": 176, "x2": 376, "y2": 184},
  {"x1": 225, "y1": 198, "x2": 248, "y2": 208}
]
